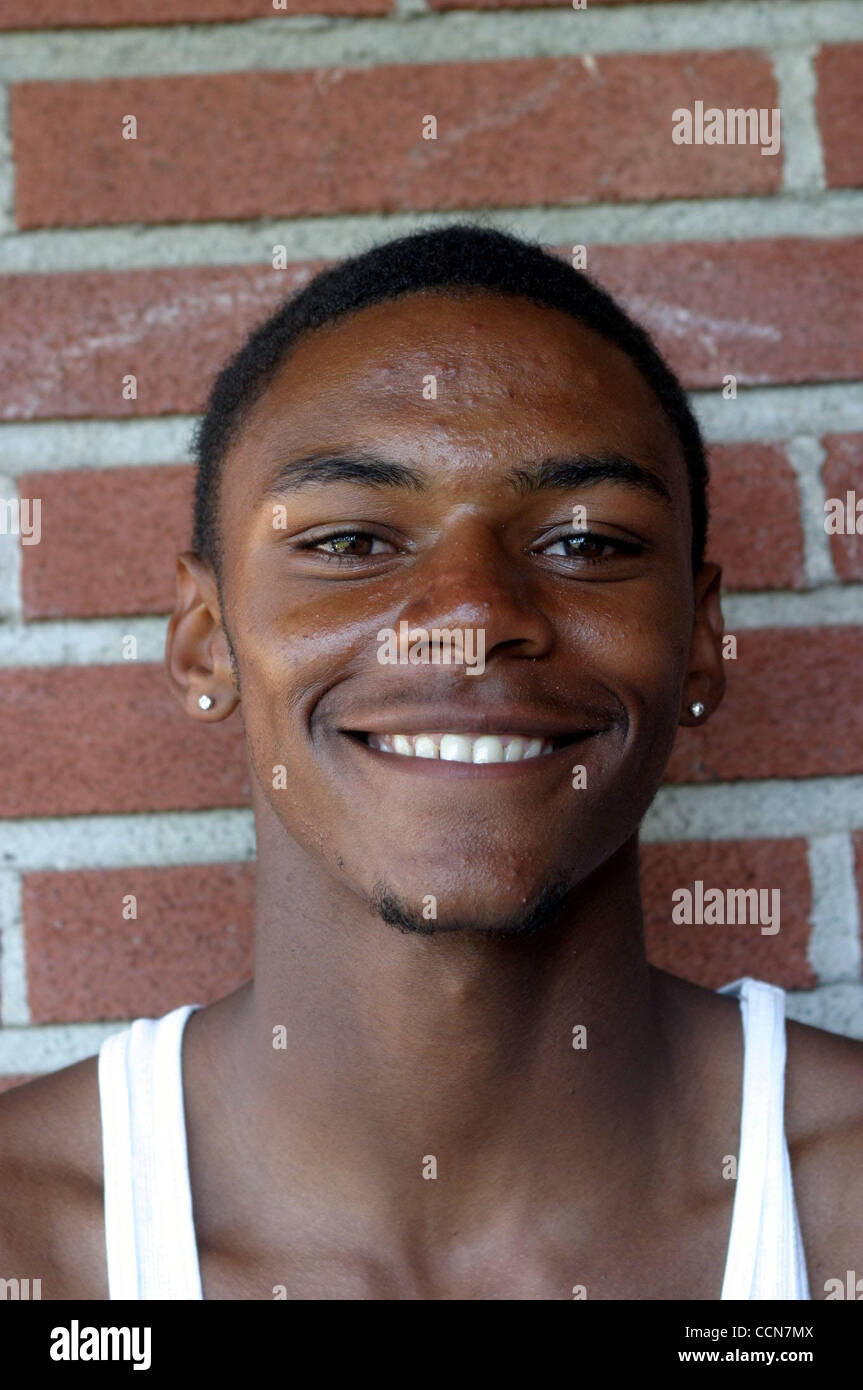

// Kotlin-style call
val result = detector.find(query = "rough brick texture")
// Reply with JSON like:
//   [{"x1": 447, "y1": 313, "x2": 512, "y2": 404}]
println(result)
[
  {"x1": 12, "y1": 53, "x2": 780, "y2": 230},
  {"x1": 24, "y1": 864, "x2": 255, "y2": 1023},
  {"x1": 0, "y1": 0, "x2": 391, "y2": 27},
  {"x1": 641, "y1": 838, "x2": 814, "y2": 991},
  {"x1": 19, "y1": 466, "x2": 195, "y2": 619},
  {"x1": 816, "y1": 44, "x2": 863, "y2": 191},
  {"x1": 0, "y1": 263, "x2": 320, "y2": 421},
  {"x1": 0, "y1": 665, "x2": 250, "y2": 818},
  {"x1": 3, "y1": 240, "x2": 861, "y2": 423},
  {"x1": 666, "y1": 628, "x2": 863, "y2": 784}
]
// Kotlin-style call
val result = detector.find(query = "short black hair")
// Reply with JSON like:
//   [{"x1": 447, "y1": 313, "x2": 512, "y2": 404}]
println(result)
[{"x1": 192, "y1": 222, "x2": 708, "y2": 575}]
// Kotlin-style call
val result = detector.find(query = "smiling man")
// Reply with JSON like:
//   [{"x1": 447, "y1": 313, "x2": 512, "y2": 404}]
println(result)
[{"x1": 1, "y1": 224, "x2": 862, "y2": 1301}]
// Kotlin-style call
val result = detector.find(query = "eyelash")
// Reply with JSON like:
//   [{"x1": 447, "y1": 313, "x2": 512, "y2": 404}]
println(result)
[{"x1": 297, "y1": 529, "x2": 644, "y2": 566}]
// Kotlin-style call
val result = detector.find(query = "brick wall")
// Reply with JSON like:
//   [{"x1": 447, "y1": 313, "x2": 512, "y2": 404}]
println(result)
[{"x1": 1, "y1": 0, "x2": 862, "y2": 1086}]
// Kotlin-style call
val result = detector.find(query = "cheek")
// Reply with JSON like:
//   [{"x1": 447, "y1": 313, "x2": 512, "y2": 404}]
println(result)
[
  {"x1": 560, "y1": 597, "x2": 692, "y2": 761},
  {"x1": 564, "y1": 587, "x2": 691, "y2": 685},
  {"x1": 229, "y1": 582, "x2": 375, "y2": 781}
]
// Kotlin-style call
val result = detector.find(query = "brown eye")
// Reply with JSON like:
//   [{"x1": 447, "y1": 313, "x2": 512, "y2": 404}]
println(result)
[
  {"x1": 561, "y1": 533, "x2": 607, "y2": 559},
  {"x1": 541, "y1": 530, "x2": 642, "y2": 561},
  {"x1": 319, "y1": 533, "x2": 373, "y2": 556},
  {"x1": 298, "y1": 530, "x2": 397, "y2": 563}
]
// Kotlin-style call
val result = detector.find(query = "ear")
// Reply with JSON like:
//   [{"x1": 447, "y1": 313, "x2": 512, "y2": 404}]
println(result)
[
  {"x1": 165, "y1": 551, "x2": 240, "y2": 722},
  {"x1": 680, "y1": 561, "x2": 726, "y2": 726}
]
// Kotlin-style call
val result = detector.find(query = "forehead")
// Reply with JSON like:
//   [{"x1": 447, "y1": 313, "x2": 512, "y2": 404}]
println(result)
[{"x1": 228, "y1": 289, "x2": 685, "y2": 484}]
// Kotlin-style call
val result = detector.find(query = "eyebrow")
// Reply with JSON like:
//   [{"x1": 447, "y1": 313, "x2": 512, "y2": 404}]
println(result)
[{"x1": 263, "y1": 449, "x2": 672, "y2": 505}]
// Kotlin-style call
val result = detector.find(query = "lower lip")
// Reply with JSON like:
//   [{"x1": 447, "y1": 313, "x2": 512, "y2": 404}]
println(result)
[{"x1": 338, "y1": 732, "x2": 601, "y2": 779}]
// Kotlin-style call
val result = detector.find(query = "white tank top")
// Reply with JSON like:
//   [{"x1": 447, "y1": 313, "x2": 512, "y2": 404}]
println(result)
[{"x1": 96, "y1": 975, "x2": 811, "y2": 1300}]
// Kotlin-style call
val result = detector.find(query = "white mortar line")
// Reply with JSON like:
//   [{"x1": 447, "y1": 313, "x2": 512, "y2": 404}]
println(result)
[
  {"x1": 0, "y1": 474, "x2": 22, "y2": 622},
  {"x1": 0, "y1": 83, "x2": 14, "y2": 238},
  {"x1": 642, "y1": 777, "x2": 863, "y2": 842},
  {"x1": 0, "y1": 418, "x2": 197, "y2": 472},
  {"x1": 693, "y1": 384, "x2": 863, "y2": 442},
  {"x1": 0, "y1": 1020, "x2": 130, "y2": 1074},
  {"x1": 0, "y1": 1, "x2": 860, "y2": 81},
  {"x1": 721, "y1": 586, "x2": 863, "y2": 629},
  {"x1": 805, "y1": 832, "x2": 862, "y2": 985},
  {"x1": 784, "y1": 982, "x2": 863, "y2": 1038},
  {"x1": 0, "y1": 809, "x2": 257, "y2": 872},
  {"x1": 1, "y1": 387, "x2": 862, "y2": 476},
  {"x1": 2, "y1": 194, "x2": 863, "y2": 275},
  {"x1": 771, "y1": 46, "x2": 826, "y2": 194},
  {"x1": 0, "y1": 871, "x2": 28, "y2": 1026},
  {"x1": 785, "y1": 437, "x2": 837, "y2": 587},
  {"x1": 0, "y1": 616, "x2": 168, "y2": 665}
]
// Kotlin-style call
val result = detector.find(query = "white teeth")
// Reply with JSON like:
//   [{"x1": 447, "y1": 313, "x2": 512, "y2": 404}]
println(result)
[
  {"x1": 472, "y1": 735, "x2": 504, "y2": 764},
  {"x1": 440, "y1": 734, "x2": 473, "y2": 762},
  {"x1": 365, "y1": 732, "x2": 557, "y2": 762}
]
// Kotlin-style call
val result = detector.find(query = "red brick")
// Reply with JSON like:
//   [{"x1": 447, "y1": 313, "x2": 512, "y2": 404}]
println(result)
[
  {"x1": 19, "y1": 466, "x2": 194, "y2": 619},
  {"x1": 667, "y1": 627, "x2": 863, "y2": 783},
  {"x1": 641, "y1": 837, "x2": 813, "y2": 990},
  {"x1": 584, "y1": 238, "x2": 863, "y2": 389},
  {"x1": 12, "y1": 52, "x2": 780, "y2": 230},
  {"x1": 821, "y1": 433, "x2": 863, "y2": 582},
  {"x1": 816, "y1": 45, "x2": 863, "y2": 190},
  {"x1": 4, "y1": 238, "x2": 861, "y2": 423},
  {"x1": 0, "y1": 263, "x2": 319, "y2": 421},
  {"x1": 24, "y1": 864, "x2": 254, "y2": 1023},
  {"x1": 0, "y1": 0, "x2": 389, "y2": 26},
  {"x1": 0, "y1": 665, "x2": 249, "y2": 818},
  {"x1": 706, "y1": 444, "x2": 805, "y2": 591}
]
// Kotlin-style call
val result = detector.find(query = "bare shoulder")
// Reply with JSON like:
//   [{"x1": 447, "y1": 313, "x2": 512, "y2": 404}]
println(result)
[
  {"x1": 655, "y1": 969, "x2": 863, "y2": 1296},
  {"x1": 783, "y1": 1013, "x2": 863, "y2": 1297},
  {"x1": 785, "y1": 1009, "x2": 863, "y2": 1137},
  {"x1": 0, "y1": 1055, "x2": 108, "y2": 1299}
]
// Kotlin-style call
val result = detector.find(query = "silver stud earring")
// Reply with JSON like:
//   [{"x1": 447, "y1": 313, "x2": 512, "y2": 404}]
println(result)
[
  {"x1": 198, "y1": 694, "x2": 214, "y2": 711},
  {"x1": 689, "y1": 701, "x2": 705, "y2": 718}
]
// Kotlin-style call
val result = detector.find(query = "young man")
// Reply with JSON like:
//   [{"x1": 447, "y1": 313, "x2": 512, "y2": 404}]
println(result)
[{"x1": 1, "y1": 225, "x2": 861, "y2": 1300}]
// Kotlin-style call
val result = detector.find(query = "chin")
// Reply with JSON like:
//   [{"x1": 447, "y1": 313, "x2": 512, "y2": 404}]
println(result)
[{"x1": 367, "y1": 872, "x2": 573, "y2": 939}]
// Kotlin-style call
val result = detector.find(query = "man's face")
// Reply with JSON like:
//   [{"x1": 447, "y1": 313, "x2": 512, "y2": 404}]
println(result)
[{"x1": 216, "y1": 289, "x2": 704, "y2": 933}]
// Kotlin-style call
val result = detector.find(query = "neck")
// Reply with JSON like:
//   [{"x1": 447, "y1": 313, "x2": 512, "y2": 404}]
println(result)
[{"x1": 212, "y1": 814, "x2": 683, "y2": 1246}]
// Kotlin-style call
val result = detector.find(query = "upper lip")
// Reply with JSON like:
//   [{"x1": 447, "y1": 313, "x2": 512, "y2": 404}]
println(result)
[{"x1": 339, "y1": 708, "x2": 609, "y2": 738}]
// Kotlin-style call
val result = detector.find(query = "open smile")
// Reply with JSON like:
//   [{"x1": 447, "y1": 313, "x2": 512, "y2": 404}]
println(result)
[{"x1": 340, "y1": 727, "x2": 601, "y2": 776}]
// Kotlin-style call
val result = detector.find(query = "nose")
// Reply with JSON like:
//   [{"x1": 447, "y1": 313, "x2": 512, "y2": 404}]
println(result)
[{"x1": 395, "y1": 514, "x2": 556, "y2": 664}]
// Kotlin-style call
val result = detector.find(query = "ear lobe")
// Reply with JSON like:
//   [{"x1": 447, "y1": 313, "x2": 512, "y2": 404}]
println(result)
[
  {"x1": 681, "y1": 561, "x2": 726, "y2": 724},
  {"x1": 165, "y1": 551, "x2": 240, "y2": 720}
]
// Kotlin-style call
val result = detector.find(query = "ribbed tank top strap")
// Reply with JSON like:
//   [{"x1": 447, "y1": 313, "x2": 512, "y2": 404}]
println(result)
[
  {"x1": 718, "y1": 977, "x2": 810, "y2": 1300},
  {"x1": 98, "y1": 1004, "x2": 204, "y2": 1300}
]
